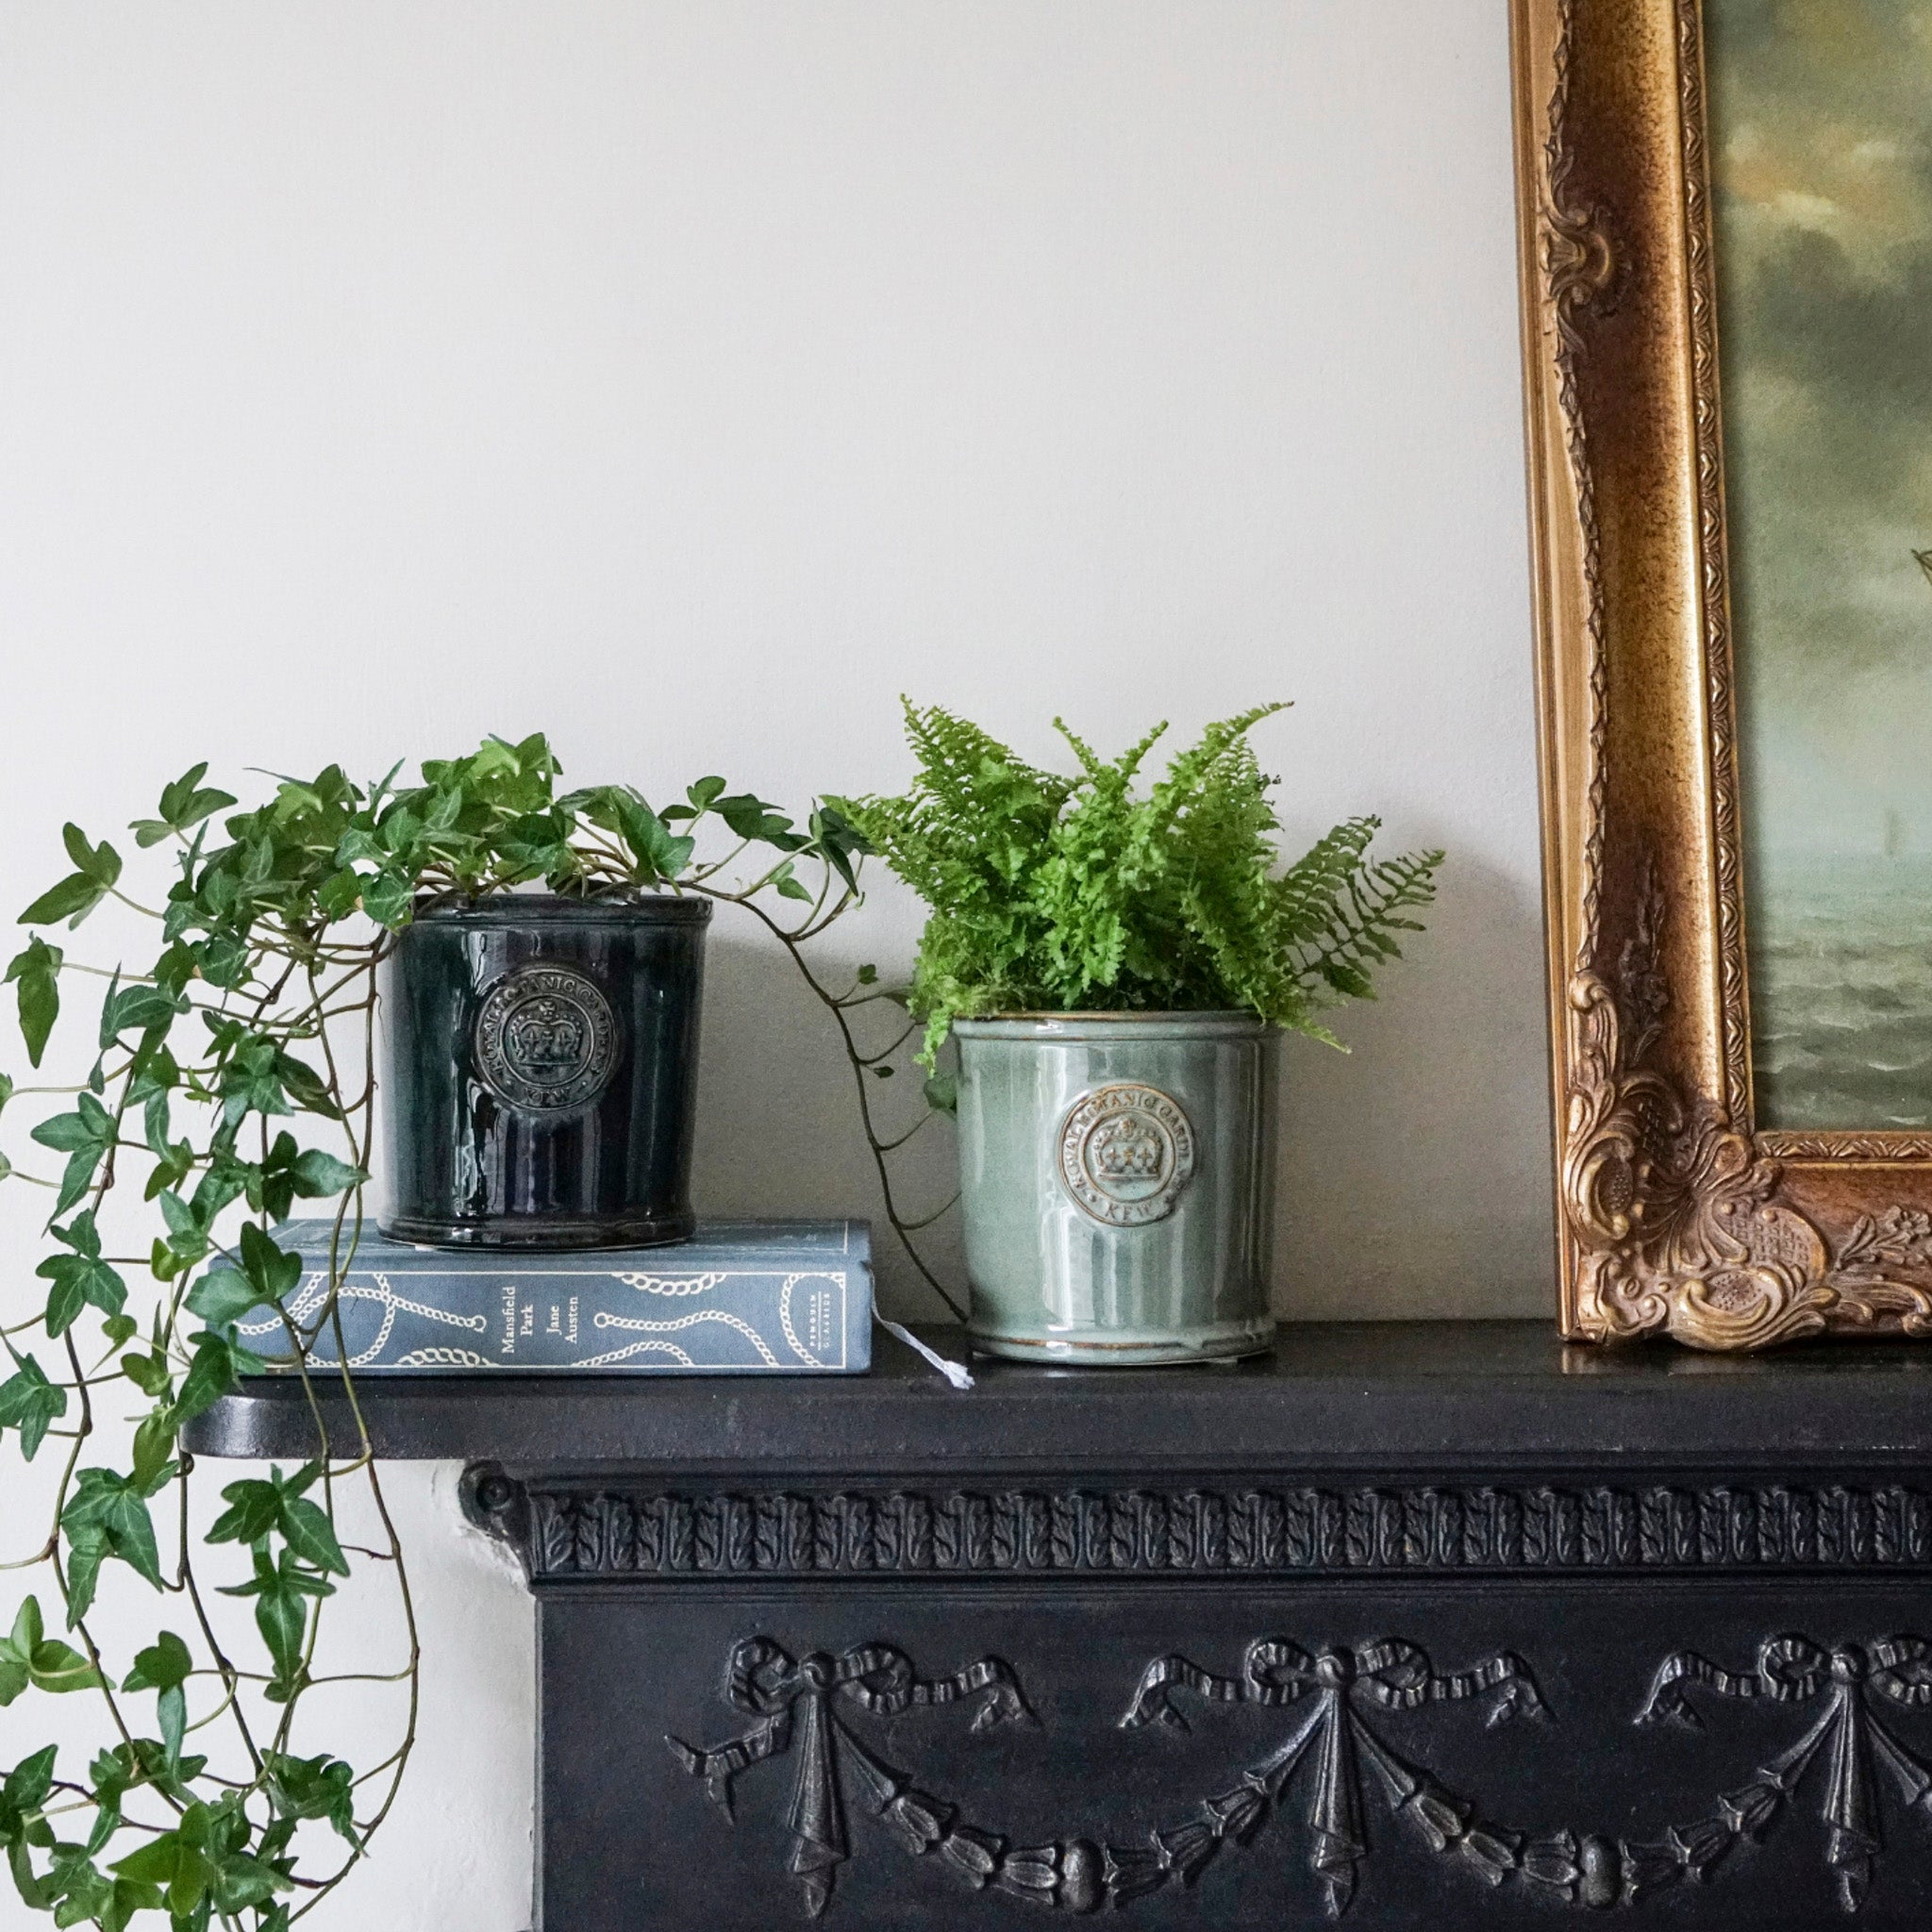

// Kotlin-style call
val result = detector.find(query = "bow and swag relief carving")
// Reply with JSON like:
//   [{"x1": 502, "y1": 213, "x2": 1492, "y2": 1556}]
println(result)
[
  {"x1": 1636, "y1": 1634, "x2": 1932, "y2": 1914},
  {"x1": 665, "y1": 1640, "x2": 1039, "y2": 1918},
  {"x1": 668, "y1": 1631, "x2": 1932, "y2": 1920},
  {"x1": 1114, "y1": 1637, "x2": 1550, "y2": 1916}
]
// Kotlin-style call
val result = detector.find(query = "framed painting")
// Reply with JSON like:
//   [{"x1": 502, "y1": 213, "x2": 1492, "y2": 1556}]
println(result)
[{"x1": 1511, "y1": 0, "x2": 1932, "y2": 1347}]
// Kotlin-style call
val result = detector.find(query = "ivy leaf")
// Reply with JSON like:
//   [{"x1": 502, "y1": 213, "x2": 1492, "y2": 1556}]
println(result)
[
  {"x1": 30, "y1": 1094, "x2": 116, "y2": 1214},
  {"x1": 26, "y1": 1637, "x2": 100, "y2": 1694},
  {"x1": 291, "y1": 1148, "x2": 364, "y2": 1198},
  {"x1": 265, "y1": 1752, "x2": 359, "y2": 1845},
  {"x1": 240, "y1": 1223, "x2": 303, "y2": 1303},
  {"x1": 123, "y1": 1631, "x2": 192, "y2": 1696},
  {"x1": 156, "y1": 1189, "x2": 209, "y2": 1264},
  {"x1": 252, "y1": 1133, "x2": 305, "y2": 1221},
  {"x1": 35, "y1": 1213, "x2": 126, "y2": 1336},
  {"x1": 332, "y1": 825, "x2": 383, "y2": 869},
  {"x1": 922, "y1": 1073, "x2": 958, "y2": 1116},
  {"x1": 20, "y1": 827, "x2": 122, "y2": 929},
  {"x1": 276, "y1": 1052, "x2": 341, "y2": 1120},
  {"x1": 3, "y1": 1741, "x2": 58, "y2": 1810},
  {"x1": 713, "y1": 792, "x2": 807, "y2": 850},
  {"x1": 19, "y1": 873, "x2": 101, "y2": 928},
  {"x1": 121, "y1": 1350, "x2": 173, "y2": 1400},
  {"x1": 124, "y1": 1632, "x2": 192, "y2": 1765},
  {"x1": 62, "y1": 824, "x2": 124, "y2": 891},
  {"x1": 60, "y1": 1469, "x2": 164, "y2": 1612},
  {"x1": 131, "y1": 763, "x2": 238, "y2": 847},
  {"x1": 207, "y1": 1478, "x2": 281, "y2": 1548},
  {"x1": 184, "y1": 1267, "x2": 266, "y2": 1329},
  {"x1": 0, "y1": 1599, "x2": 43, "y2": 1706},
  {"x1": 6, "y1": 938, "x2": 63, "y2": 1066},
  {"x1": 0, "y1": 1353, "x2": 68, "y2": 1460},
  {"x1": 217, "y1": 1548, "x2": 333, "y2": 1693},
  {"x1": 99, "y1": 981, "x2": 187, "y2": 1044},
  {"x1": 188, "y1": 1151, "x2": 248, "y2": 1223},
  {"x1": 313, "y1": 867, "x2": 363, "y2": 919},
  {"x1": 809, "y1": 803, "x2": 870, "y2": 895},
  {"x1": 209, "y1": 1462, "x2": 344, "y2": 1574},
  {"x1": 130, "y1": 1407, "x2": 177, "y2": 1491},
  {"x1": 61, "y1": 1527, "x2": 109, "y2": 1626},
  {"x1": 109, "y1": 1828, "x2": 217, "y2": 1921},
  {"x1": 0, "y1": 1599, "x2": 103, "y2": 1702},
  {"x1": 173, "y1": 1331, "x2": 262, "y2": 1423},
  {"x1": 615, "y1": 797, "x2": 695, "y2": 884},
  {"x1": 277, "y1": 1495, "x2": 349, "y2": 1578},
  {"x1": 359, "y1": 871, "x2": 413, "y2": 928},
  {"x1": 217, "y1": 1038, "x2": 291, "y2": 1127}
]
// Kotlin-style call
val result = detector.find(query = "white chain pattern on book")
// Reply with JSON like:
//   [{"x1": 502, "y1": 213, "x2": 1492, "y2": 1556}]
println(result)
[
  {"x1": 612, "y1": 1272, "x2": 728, "y2": 1296},
  {"x1": 582, "y1": 1308, "x2": 779, "y2": 1368},
  {"x1": 778, "y1": 1274, "x2": 834, "y2": 1369},
  {"x1": 572, "y1": 1338, "x2": 696, "y2": 1367},
  {"x1": 240, "y1": 1272, "x2": 489, "y2": 1368}
]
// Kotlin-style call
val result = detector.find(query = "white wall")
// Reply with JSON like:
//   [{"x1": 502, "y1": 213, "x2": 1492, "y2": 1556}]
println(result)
[{"x1": 0, "y1": 5, "x2": 1545, "y2": 1926}]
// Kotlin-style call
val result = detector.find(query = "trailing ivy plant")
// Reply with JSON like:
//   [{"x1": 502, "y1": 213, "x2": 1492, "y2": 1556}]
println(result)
[
  {"x1": 838, "y1": 701, "x2": 1445, "y2": 1062},
  {"x1": 0, "y1": 733, "x2": 937, "y2": 1931}
]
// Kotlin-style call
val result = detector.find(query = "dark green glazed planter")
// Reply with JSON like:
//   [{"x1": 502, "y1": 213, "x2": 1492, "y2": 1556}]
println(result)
[{"x1": 377, "y1": 894, "x2": 709, "y2": 1249}]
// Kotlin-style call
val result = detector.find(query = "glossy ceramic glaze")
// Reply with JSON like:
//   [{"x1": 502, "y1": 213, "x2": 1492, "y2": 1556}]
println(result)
[
  {"x1": 378, "y1": 895, "x2": 709, "y2": 1248},
  {"x1": 954, "y1": 1013, "x2": 1277, "y2": 1364}
]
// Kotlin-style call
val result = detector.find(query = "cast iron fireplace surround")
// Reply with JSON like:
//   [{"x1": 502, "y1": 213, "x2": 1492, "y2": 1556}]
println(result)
[{"x1": 189, "y1": 1324, "x2": 1932, "y2": 1929}]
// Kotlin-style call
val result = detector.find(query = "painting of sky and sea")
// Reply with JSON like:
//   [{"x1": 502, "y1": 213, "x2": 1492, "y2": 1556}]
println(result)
[{"x1": 1707, "y1": 0, "x2": 1932, "y2": 1129}]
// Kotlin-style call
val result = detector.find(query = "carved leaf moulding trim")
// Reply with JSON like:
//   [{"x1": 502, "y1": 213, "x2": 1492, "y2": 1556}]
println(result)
[
  {"x1": 1539, "y1": 0, "x2": 1620, "y2": 975},
  {"x1": 1761, "y1": 1132, "x2": 1932, "y2": 1164},
  {"x1": 670, "y1": 1630, "x2": 1932, "y2": 1918},
  {"x1": 468, "y1": 1475, "x2": 1932, "y2": 1579},
  {"x1": 1675, "y1": 0, "x2": 1753, "y2": 1132}
]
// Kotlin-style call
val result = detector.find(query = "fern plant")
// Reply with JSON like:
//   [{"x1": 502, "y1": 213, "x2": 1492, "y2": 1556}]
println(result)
[{"x1": 839, "y1": 702, "x2": 1443, "y2": 1062}]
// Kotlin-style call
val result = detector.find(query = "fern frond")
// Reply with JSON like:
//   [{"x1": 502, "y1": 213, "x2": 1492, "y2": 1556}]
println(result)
[
  {"x1": 848, "y1": 703, "x2": 1440, "y2": 1060},
  {"x1": 1291, "y1": 846, "x2": 1442, "y2": 1001}
]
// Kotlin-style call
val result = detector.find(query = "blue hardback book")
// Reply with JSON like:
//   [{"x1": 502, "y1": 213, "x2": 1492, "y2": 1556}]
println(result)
[{"x1": 245, "y1": 1220, "x2": 873, "y2": 1374}]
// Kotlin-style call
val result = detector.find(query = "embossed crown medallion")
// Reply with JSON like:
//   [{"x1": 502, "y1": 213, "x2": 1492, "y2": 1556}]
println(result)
[
  {"x1": 1057, "y1": 1083, "x2": 1195, "y2": 1226},
  {"x1": 475, "y1": 965, "x2": 618, "y2": 1112}
]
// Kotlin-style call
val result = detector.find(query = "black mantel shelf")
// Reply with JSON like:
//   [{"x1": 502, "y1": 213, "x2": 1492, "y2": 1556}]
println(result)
[
  {"x1": 186, "y1": 1325, "x2": 1932, "y2": 1930},
  {"x1": 186, "y1": 1319, "x2": 1932, "y2": 1469}
]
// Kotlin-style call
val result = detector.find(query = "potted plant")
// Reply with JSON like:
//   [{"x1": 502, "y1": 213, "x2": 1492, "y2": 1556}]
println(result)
[
  {"x1": 0, "y1": 735, "x2": 872, "y2": 1925},
  {"x1": 841, "y1": 702, "x2": 1441, "y2": 1364}
]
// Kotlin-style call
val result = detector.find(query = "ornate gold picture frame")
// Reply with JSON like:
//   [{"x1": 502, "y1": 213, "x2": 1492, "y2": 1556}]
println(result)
[{"x1": 1512, "y1": 0, "x2": 1932, "y2": 1350}]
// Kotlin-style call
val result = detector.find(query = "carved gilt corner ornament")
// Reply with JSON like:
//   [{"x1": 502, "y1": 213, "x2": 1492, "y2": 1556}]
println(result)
[{"x1": 1560, "y1": 875, "x2": 1932, "y2": 1351}]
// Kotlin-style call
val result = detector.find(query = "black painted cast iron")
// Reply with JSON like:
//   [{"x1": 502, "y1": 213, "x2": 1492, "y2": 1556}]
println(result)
[{"x1": 377, "y1": 894, "x2": 709, "y2": 1249}]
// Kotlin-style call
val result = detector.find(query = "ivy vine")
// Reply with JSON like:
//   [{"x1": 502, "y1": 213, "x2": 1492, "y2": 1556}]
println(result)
[{"x1": 0, "y1": 733, "x2": 953, "y2": 1930}]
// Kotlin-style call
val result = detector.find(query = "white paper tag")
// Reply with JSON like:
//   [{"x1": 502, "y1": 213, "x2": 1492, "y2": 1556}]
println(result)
[{"x1": 875, "y1": 1317, "x2": 974, "y2": 1390}]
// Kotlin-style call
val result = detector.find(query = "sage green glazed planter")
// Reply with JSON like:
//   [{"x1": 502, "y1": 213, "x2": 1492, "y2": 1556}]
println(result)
[{"x1": 954, "y1": 1013, "x2": 1278, "y2": 1365}]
